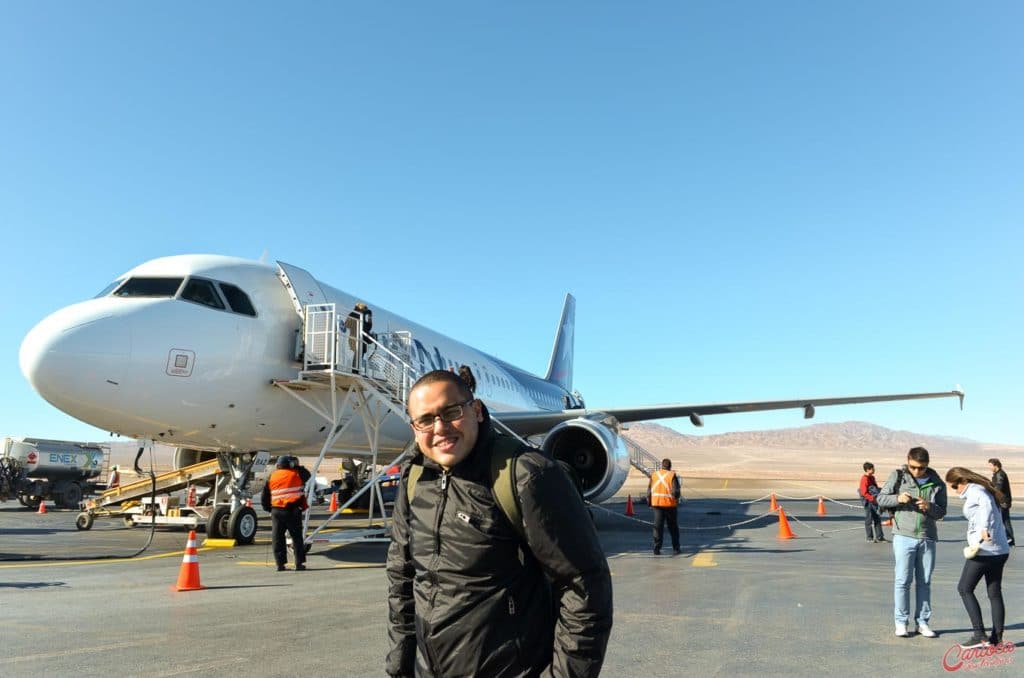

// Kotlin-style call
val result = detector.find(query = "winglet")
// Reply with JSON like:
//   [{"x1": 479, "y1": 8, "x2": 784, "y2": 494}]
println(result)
[
  {"x1": 955, "y1": 384, "x2": 965, "y2": 411},
  {"x1": 544, "y1": 294, "x2": 575, "y2": 392}
]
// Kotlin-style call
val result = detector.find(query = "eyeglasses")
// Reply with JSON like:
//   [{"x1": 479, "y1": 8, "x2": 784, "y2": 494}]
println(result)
[
  {"x1": 410, "y1": 400, "x2": 474, "y2": 431},
  {"x1": 907, "y1": 463, "x2": 928, "y2": 471}
]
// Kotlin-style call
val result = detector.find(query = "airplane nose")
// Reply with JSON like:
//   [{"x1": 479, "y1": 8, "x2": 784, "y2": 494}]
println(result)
[{"x1": 20, "y1": 303, "x2": 130, "y2": 405}]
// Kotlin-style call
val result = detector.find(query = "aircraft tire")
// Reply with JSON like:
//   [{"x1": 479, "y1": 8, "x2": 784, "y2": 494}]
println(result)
[
  {"x1": 228, "y1": 506, "x2": 258, "y2": 545},
  {"x1": 206, "y1": 505, "x2": 231, "y2": 539},
  {"x1": 61, "y1": 482, "x2": 83, "y2": 509},
  {"x1": 75, "y1": 512, "x2": 94, "y2": 530}
]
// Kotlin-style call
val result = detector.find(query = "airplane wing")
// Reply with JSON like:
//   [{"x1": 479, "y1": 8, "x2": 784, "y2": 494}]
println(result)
[{"x1": 492, "y1": 388, "x2": 965, "y2": 437}]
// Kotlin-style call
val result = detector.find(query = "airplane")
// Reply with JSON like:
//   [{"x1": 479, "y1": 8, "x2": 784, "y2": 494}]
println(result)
[{"x1": 19, "y1": 254, "x2": 964, "y2": 543}]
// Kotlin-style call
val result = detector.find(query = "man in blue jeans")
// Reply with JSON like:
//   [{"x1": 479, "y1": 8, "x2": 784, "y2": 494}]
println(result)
[{"x1": 877, "y1": 447, "x2": 948, "y2": 639}]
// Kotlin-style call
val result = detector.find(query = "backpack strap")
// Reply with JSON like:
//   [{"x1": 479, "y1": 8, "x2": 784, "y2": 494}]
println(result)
[
  {"x1": 407, "y1": 462, "x2": 422, "y2": 502},
  {"x1": 489, "y1": 434, "x2": 525, "y2": 542}
]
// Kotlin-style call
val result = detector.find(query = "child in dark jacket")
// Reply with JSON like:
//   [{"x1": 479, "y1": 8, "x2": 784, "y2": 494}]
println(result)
[{"x1": 860, "y1": 462, "x2": 884, "y2": 542}]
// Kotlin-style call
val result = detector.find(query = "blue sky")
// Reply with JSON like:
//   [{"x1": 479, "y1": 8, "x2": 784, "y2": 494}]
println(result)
[{"x1": 2, "y1": 3, "x2": 1021, "y2": 445}]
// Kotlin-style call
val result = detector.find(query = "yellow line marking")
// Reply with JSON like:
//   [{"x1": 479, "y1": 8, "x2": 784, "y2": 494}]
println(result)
[
  {"x1": 722, "y1": 479, "x2": 729, "y2": 490},
  {"x1": 691, "y1": 552, "x2": 718, "y2": 568},
  {"x1": 0, "y1": 547, "x2": 214, "y2": 569},
  {"x1": 331, "y1": 563, "x2": 385, "y2": 569}
]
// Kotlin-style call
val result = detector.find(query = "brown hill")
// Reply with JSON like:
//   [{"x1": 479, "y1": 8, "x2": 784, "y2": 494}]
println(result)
[{"x1": 624, "y1": 421, "x2": 1024, "y2": 481}]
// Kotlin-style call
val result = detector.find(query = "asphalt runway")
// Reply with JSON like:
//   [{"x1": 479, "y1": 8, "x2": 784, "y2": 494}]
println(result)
[{"x1": 1, "y1": 494, "x2": 1019, "y2": 677}]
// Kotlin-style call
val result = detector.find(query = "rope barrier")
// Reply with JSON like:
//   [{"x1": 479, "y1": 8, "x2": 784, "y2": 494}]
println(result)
[
  {"x1": 738, "y1": 490, "x2": 862, "y2": 511},
  {"x1": 604, "y1": 484, "x2": 877, "y2": 539},
  {"x1": 589, "y1": 501, "x2": 778, "y2": 532}
]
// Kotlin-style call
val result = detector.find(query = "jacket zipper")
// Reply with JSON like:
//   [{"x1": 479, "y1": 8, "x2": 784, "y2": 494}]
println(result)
[
  {"x1": 424, "y1": 470, "x2": 451, "y2": 675},
  {"x1": 434, "y1": 471, "x2": 449, "y2": 556}
]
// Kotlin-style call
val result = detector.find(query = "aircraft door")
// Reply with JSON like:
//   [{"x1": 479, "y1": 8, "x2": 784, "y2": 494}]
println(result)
[{"x1": 276, "y1": 261, "x2": 328, "y2": 317}]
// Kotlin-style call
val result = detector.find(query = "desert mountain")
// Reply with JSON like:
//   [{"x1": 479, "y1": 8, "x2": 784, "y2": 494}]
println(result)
[{"x1": 623, "y1": 421, "x2": 1023, "y2": 480}]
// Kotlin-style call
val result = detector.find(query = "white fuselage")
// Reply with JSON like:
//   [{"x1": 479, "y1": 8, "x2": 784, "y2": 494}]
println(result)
[{"x1": 19, "y1": 255, "x2": 566, "y2": 459}]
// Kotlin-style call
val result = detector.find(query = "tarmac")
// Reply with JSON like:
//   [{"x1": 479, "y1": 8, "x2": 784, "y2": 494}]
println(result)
[{"x1": 1, "y1": 482, "x2": 1019, "y2": 677}]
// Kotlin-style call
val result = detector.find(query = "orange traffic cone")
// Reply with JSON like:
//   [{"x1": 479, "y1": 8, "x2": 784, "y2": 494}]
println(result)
[
  {"x1": 777, "y1": 506, "x2": 795, "y2": 539},
  {"x1": 329, "y1": 491, "x2": 338, "y2": 512},
  {"x1": 882, "y1": 518, "x2": 893, "y2": 527},
  {"x1": 625, "y1": 495, "x2": 635, "y2": 517},
  {"x1": 37, "y1": 500, "x2": 48, "y2": 515},
  {"x1": 817, "y1": 497, "x2": 826, "y2": 515},
  {"x1": 769, "y1": 492, "x2": 778, "y2": 512},
  {"x1": 175, "y1": 530, "x2": 205, "y2": 591}
]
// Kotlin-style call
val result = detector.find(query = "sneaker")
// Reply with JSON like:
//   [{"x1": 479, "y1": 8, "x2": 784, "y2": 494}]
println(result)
[
  {"x1": 276, "y1": 565, "x2": 287, "y2": 572},
  {"x1": 989, "y1": 632, "x2": 1002, "y2": 646},
  {"x1": 673, "y1": 547, "x2": 681, "y2": 554},
  {"x1": 960, "y1": 632, "x2": 989, "y2": 648},
  {"x1": 875, "y1": 537, "x2": 886, "y2": 543},
  {"x1": 295, "y1": 564, "x2": 307, "y2": 571},
  {"x1": 653, "y1": 549, "x2": 661, "y2": 556},
  {"x1": 916, "y1": 623, "x2": 937, "y2": 638},
  {"x1": 895, "y1": 623, "x2": 909, "y2": 638}
]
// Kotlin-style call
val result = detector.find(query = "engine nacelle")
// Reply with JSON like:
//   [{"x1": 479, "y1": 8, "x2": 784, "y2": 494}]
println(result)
[
  {"x1": 541, "y1": 418, "x2": 630, "y2": 504},
  {"x1": 173, "y1": 447, "x2": 218, "y2": 470}
]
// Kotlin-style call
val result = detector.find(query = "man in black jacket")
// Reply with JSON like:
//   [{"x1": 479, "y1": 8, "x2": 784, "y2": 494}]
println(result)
[
  {"x1": 989, "y1": 458, "x2": 1014, "y2": 545},
  {"x1": 386, "y1": 370, "x2": 613, "y2": 677}
]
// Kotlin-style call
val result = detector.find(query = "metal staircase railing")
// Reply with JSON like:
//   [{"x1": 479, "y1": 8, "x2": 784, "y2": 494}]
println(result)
[
  {"x1": 620, "y1": 433, "x2": 661, "y2": 477},
  {"x1": 302, "y1": 304, "x2": 418, "y2": 408}
]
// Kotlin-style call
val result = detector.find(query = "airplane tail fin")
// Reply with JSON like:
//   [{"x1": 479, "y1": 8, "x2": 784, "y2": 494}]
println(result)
[{"x1": 544, "y1": 294, "x2": 575, "y2": 392}]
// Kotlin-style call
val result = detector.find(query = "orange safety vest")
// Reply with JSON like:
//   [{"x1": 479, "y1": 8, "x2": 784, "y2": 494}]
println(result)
[
  {"x1": 649, "y1": 469, "x2": 678, "y2": 508},
  {"x1": 269, "y1": 468, "x2": 306, "y2": 509}
]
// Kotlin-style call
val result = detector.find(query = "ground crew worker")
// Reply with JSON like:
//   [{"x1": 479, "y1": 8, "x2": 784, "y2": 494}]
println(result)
[
  {"x1": 648, "y1": 458, "x2": 681, "y2": 555},
  {"x1": 261, "y1": 455, "x2": 308, "y2": 571}
]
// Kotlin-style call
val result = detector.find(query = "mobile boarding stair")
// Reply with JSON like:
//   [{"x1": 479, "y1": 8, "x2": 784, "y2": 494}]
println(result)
[
  {"x1": 621, "y1": 435, "x2": 662, "y2": 478},
  {"x1": 272, "y1": 303, "x2": 423, "y2": 548}
]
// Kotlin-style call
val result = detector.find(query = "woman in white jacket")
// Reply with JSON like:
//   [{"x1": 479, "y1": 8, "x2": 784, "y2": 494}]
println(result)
[{"x1": 945, "y1": 467, "x2": 1011, "y2": 649}]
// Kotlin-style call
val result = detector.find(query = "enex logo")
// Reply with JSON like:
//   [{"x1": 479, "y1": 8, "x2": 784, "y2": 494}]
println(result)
[{"x1": 942, "y1": 642, "x2": 1015, "y2": 672}]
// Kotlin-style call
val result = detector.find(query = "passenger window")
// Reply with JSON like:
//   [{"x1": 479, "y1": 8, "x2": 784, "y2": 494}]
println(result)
[
  {"x1": 219, "y1": 283, "x2": 257, "y2": 317},
  {"x1": 113, "y1": 277, "x2": 184, "y2": 298},
  {"x1": 181, "y1": 279, "x2": 225, "y2": 310}
]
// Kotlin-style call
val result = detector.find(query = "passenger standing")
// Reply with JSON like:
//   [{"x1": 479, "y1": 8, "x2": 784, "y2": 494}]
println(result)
[
  {"x1": 345, "y1": 303, "x2": 372, "y2": 371},
  {"x1": 945, "y1": 467, "x2": 1011, "y2": 648},
  {"x1": 988, "y1": 458, "x2": 1014, "y2": 546},
  {"x1": 260, "y1": 456, "x2": 308, "y2": 572},
  {"x1": 647, "y1": 458, "x2": 681, "y2": 555},
  {"x1": 876, "y1": 446, "x2": 947, "y2": 639},
  {"x1": 859, "y1": 461, "x2": 884, "y2": 543},
  {"x1": 457, "y1": 364, "x2": 476, "y2": 393},
  {"x1": 386, "y1": 370, "x2": 612, "y2": 677}
]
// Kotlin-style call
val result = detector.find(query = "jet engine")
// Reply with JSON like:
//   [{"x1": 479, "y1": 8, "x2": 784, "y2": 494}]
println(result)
[
  {"x1": 173, "y1": 447, "x2": 218, "y2": 470},
  {"x1": 541, "y1": 417, "x2": 630, "y2": 504}
]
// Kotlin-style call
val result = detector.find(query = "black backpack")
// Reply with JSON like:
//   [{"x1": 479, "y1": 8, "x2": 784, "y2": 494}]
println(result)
[{"x1": 880, "y1": 468, "x2": 906, "y2": 518}]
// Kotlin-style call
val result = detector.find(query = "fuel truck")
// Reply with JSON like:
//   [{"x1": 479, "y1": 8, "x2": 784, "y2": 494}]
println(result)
[{"x1": 0, "y1": 437, "x2": 109, "y2": 509}]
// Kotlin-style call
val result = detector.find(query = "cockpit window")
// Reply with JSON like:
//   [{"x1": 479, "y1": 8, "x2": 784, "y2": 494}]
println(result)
[
  {"x1": 94, "y1": 280, "x2": 125, "y2": 298},
  {"x1": 219, "y1": 283, "x2": 257, "y2": 317},
  {"x1": 181, "y1": 278, "x2": 226, "y2": 310},
  {"x1": 113, "y1": 277, "x2": 184, "y2": 298}
]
